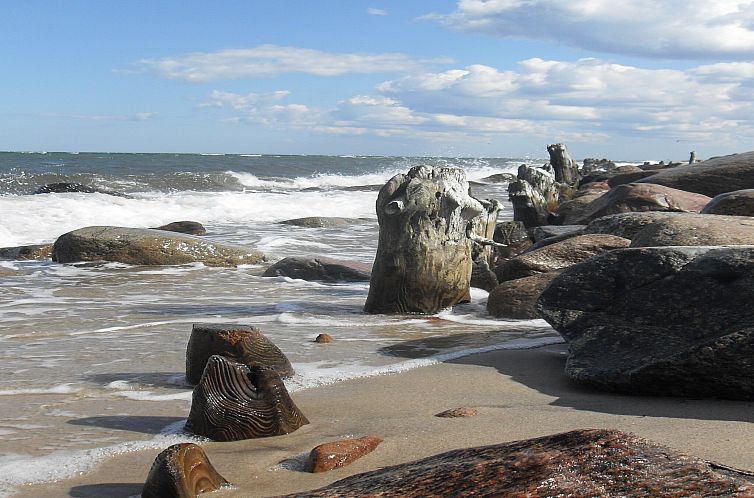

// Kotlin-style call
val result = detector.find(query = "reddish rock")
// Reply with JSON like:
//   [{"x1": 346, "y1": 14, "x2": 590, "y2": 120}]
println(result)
[
  {"x1": 314, "y1": 334, "x2": 333, "y2": 344},
  {"x1": 283, "y1": 429, "x2": 754, "y2": 497},
  {"x1": 435, "y1": 407, "x2": 477, "y2": 418},
  {"x1": 307, "y1": 436, "x2": 383, "y2": 473},
  {"x1": 571, "y1": 183, "x2": 711, "y2": 224},
  {"x1": 142, "y1": 443, "x2": 229, "y2": 498},
  {"x1": 557, "y1": 191, "x2": 605, "y2": 225},
  {"x1": 487, "y1": 272, "x2": 561, "y2": 319}
]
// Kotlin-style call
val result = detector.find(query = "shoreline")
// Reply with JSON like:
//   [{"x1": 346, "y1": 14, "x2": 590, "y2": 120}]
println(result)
[{"x1": 16, "y1": 343, "x2": 754, "y2": 497}]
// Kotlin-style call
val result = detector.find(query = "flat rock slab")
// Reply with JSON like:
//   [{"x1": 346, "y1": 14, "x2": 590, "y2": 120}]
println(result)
[
  {"x1": 701, "y1": 189, "x2": 754, "y2": 216},
  {"x1": 630, "y1": 213, "x2": 754, "y2": 247},
  {"x1": 636, "y1": 150, "x2": 754, "y2": 197},
  {"x1": 536, "y1": 246, "x2": 754, "y2": 399},
  {"x1": 279, "y1": 429, "x2": 754, "y2": 497},
  {"x1": 52, "y1": 226, "x2": 265, "y2": 266},
  {"x1": 263, "y1": 257, "x2": 371, "y2": 282},
  {"x1": 307, "y1": 437, "x2": 383, "y2": 473}
]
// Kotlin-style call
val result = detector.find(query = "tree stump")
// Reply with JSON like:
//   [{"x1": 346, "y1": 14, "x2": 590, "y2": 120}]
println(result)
[
  {"x1": 364, "y1": 166, "x2": 485, "y2": 314},
  {"x1": 142, "y1": 443, "x2": 229, "y2": 498},
  {"x1": 547, "y1": 143, "x2": 581, "y2": 186}
]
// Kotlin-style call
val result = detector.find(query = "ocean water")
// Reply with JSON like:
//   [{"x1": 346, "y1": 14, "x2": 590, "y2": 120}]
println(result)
[{"x1": 0, "y1": 152, "x2": 561, "y2": 494}]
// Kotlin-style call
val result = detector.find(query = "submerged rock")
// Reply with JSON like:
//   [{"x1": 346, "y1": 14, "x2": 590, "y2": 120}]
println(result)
[
  {"x1": 536, "y1": 246, "x2": 754, "y2": 399},
  {"x1": 33, "y1": 182, "x2": 132, "y2": 198},
  {"x1": 0, "y1": 243, "x2": 53, "y2": 260},
  {"x1": 52, "y1": 226, "x2": 265, "y2": 266},
  {"x1": 307, "y1": 437, "x2": 383, "y2": 473},
  {"x1": 630, "y1": 214, "x2": 754, "y2": 247},
  {"x1": 263, "y1": 256, "x2": 371, "y2": 282},
  {"x1": 314, "y1": 333, "x2": 333, "y2": 344},
  {"x1": 152, "y1": 221, "x2": 207, "y2": 235},
  {"x1": 281, "y1": 429, "x2": 754, "y2": 497},
  {"x1": 185, "y1": 355, "x2": 308, "y2": 441},
  {"x1": 185, "y1": 324, "x2": 293, "y2": 385},
  {"x1": 142, "y1": 443, "x2": 229, "y2": 498},
  {"x1": 279, "y1": 217, "x2": 368, "y2": 228}
]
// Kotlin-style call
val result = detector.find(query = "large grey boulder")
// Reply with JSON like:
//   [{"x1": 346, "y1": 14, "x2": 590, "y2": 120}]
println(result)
[
  {"x1": 635, "y1": 150, "x2": 754, "y2": 197},
  {"x1": 583, "y1": 212, "x2": 684, "y2": 239},
  {"x1": 52, "y1": 226, "x2": 265, "y2": 266},
  {"x1": 630, "y1": 214, "x2": 754, "y2": 247},
  {"x1": 569, "y1": 183, "x2": 711, "y2": 224},
  {"x1": 263, "y1": 256, "x2": 371, "y2": 282},
  {"x1": 364, "y1": 166, "x2": 485, "y2": 314},
  {"x1": 701, "y1": 189, "x2": 754, "y2": 216},
  {"x1": 536, "y1": 246, "x2": 754, "y2": 399},
  {"x1": 495, "y1": 234, "x2": 630, "y2": 283}
]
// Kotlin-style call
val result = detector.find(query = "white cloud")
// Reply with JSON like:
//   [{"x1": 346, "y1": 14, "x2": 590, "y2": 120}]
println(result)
[
  {"x1": 43, "y1": 112, "x2": 156, "y2": 122},
  {"x1": 426, "y1": 0, "x2": 754, "y2": 59},
  {"x1": 138, "y1": 45, "x2": 453, "y2": 82},
  {"x1": 367, "y1": 7, "x2": 388, "y2": 16}
]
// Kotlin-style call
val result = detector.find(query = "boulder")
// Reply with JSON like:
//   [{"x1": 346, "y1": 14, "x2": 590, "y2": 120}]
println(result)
[
  {"x1": 556, "y1": 191, "x2": 606, "y2": 225},
  {"x1": 536, "y1": 246, "x2": 754, "y2": 399},
  {"x1": 630, "y1": 214, "x2": 754, "y2": 247},
  {"x1": 434, "y1": 407, "x2": 477, "y2": 418},
  {"x1": 495, "y1": 234, "x2": 630, "y2": 283},
  {"x1": 0, "y1": 244, "x2": 53, "y2": 260},
  {"x1": 151, "y1": 221, "x2": 206, "y2": 235},
  {"x1": 314, "y1": 334, "x2": 333, "y2": 344},
  {"x1": 263, "y1": 256, "x2": 371, "y2": 282},
  {"x1": 606, "y1": 170, "x2": 659, "y2": 187},
  {"x1": 701, "y1": 189, "x2": 754, "y2": 216},
  {"x1": 487, "y1": 272, "x2": 561, "y2": 319},
  {"x1": 307, "y1": 437, "x2": 383, "y2": 473},
  {"x1": 569, "y1": 183, "x2": 711, "y2": 224},
  {"x1": 528, "y1": 225, "x2": 585, "y2": 242},
  {"x1": 635, "y1": 150, "x2": 754, "y2": 196},
  {"x1": 52, "y1": 226, "x2": 265, "y2": 266},
  {"x1": 184, "y1": 355, "x2": 308, "y2": 441},
  {"x1": 282, "y1": 429, "x2": 754, "y2": 497},
  {"x1": 33, "y1": 182, "x2": 132, "y2": 198},
  {"x1": 185, "y1": 324, "x2": 293, "y2": 385},
  {"x1": 142, "y1": 443, "x2": 229, "y2": 498},
  {"x1": 364, "y1": 166, "x2": 485, "y2": 314},
  {"x1": 279, "y1": 217, "x2": 367, "y2": 228},
  {"x1": 583, "y1": 211, "x2": 684, "y2": 239},
  {"x1": 470, "y1": 258, "x2": 498, "y2": 292}
]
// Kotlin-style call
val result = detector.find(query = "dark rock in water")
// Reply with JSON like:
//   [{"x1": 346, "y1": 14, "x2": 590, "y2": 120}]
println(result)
[
  {"x1": 342, "y1": 184, "x2": 385, "y2": 192},
  {"x1": 263, "y1": 256, "x2": 371, "y2": 282},
  {"x1": 314, "y1": 333, "x2": 333, "y2": 344},
  {"x1": 185, "y1": 324, "x2": 293, "y2": 385},
  {"x1": 280, "y1": 429, "x2": 754, "y2": 497},
  {"x1": 479, "y1": 173, "x2": 515, "y2": 183},
  {"x1": 33, "y1": 182, "x2": 132, "y2": 198},
  {"x1": 495, "y1": 234, "x2": 630, "y2": 283},
  {"x1": 307, "y1": 437, "x2": 383, "y2": 473},
  {"x1": 536, "y1": 246, "x2": 754, "y2": 399},
  {"x1": 0, "y1": 244, "x2": 53, "y2": 260},
  {"x1": 435, "y1": 407, "x2": 477, "y2": 418},
  {"x1": 636, "y1": 150, "x2": 754, "y2": 196},
  {"x1": 52, "y1": 226, "x2": 265, "y2": 266},
  {"x1": 701, "y1": 189, "x2": 754, "y2": 216},
  {"x1": 569, "y1": 183, "x2": 711, "y2": 224},
  {"x1": 185, "y1": 355, "x2": 308, "y2": 441},
  {"x1": 607, "y1": 170, "x2": 659, "y2": 187},
  {"x1": 142, "y1": 443, "x2": 229, "y2": 498},
  {"x1": 152, "y1": 221, "x2": 206, "y2": 235},
  {"x1": 365, "y1": 166, "x2": 485, "y2": 314},
  {"x1": 279, "y1": 217, "x2": 368, "y2": 228},
  {"x1": 630, "y1": 213, "x2": 754, "y2": 247},
  {"x1": 470, "y1": 258, "x2": 498, "y2": 292},
  {"x1": 487, "y1": 271, "x2": 560, "y2": 319},
  {"x1": 583, "y1": 211, "x2": 683, "y2": 239}
]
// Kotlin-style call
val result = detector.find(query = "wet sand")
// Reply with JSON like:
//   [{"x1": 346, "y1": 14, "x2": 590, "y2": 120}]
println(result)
[{"x1": 17, "y1": 343, "x2": 754, "y2": 497}]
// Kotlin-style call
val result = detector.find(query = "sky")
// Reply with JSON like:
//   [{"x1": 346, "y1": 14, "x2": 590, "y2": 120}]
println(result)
[{"x1": 2, "y1": 0, "x2": 754, "y2": 160}]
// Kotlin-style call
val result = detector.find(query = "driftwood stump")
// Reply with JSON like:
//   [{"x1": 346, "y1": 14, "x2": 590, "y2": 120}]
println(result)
[
  {"x1": 142, "y1": 443, "x2": 229, "y2": 498},
  {"x1": 364, "y1": 166, "x2": 485, "y2": 314},
  {"x1": 547, "y1": 143, "x2": 581, "y2": 186}
]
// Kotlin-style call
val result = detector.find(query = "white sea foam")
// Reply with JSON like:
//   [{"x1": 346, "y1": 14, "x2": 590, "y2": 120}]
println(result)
[{"x1": 0, "y1": 384, "x2": 79, "y2": 396}]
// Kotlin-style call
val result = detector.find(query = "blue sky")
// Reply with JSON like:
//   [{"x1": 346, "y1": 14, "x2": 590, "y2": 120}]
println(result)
[{"x1": 2, "y1": 0, "x2": 754, "y2": 160}]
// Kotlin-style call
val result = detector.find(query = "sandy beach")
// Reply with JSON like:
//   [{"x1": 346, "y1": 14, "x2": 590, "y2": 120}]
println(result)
[{"x1": 16, "y1": 342, "x2": 754, "y2": 497}]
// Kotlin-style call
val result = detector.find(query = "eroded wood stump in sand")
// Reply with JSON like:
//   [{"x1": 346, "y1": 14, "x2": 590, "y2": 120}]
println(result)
[
  {"x1": 364, "y1": 166, "x2": 485, "y2": 314},
  {"x1": 142, "y1": 443, "x2": 229, "y2": 498},
  {"x1": 185, "y1": 324, "x2": 293, "y2": 385},
  {"x1": 184, "y1": 355, "x2": 308, "y2": 441}
]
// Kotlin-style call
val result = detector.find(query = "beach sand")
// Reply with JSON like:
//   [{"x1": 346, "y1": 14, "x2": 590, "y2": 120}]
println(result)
[{"x1": 17, "y1": 343, "x2": 754, "y2": 497}]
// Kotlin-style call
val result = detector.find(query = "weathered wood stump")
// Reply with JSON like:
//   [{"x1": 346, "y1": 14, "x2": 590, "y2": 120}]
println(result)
[
  {"x1": 185, "y1": 324, "x2": 293, "y2": 385},
  {"x1": 142, "y1": 443, "x2": 229, "y2": 498},
  {"x1": 364, "y1": 166, "x2": 485, "y2": 314},
  {"x1": 547, "y1": 142, "x2": 581, "y2": 186},
  {"x1": 184, "y1": 355, "x2": 308, "y2": 441},
  {"x1": 507, "y1": 164, "x2": 558, "y2": 227}
]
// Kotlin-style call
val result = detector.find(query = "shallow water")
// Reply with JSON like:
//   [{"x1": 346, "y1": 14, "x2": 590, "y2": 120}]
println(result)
[{"x1": 0, "y1": 153, "x2": 561, "y2": 494}]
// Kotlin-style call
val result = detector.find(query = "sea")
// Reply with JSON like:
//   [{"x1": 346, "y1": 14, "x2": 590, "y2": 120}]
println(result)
[{"x1": 0, "y1": 152, "x2": 563, "y2": 495}]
